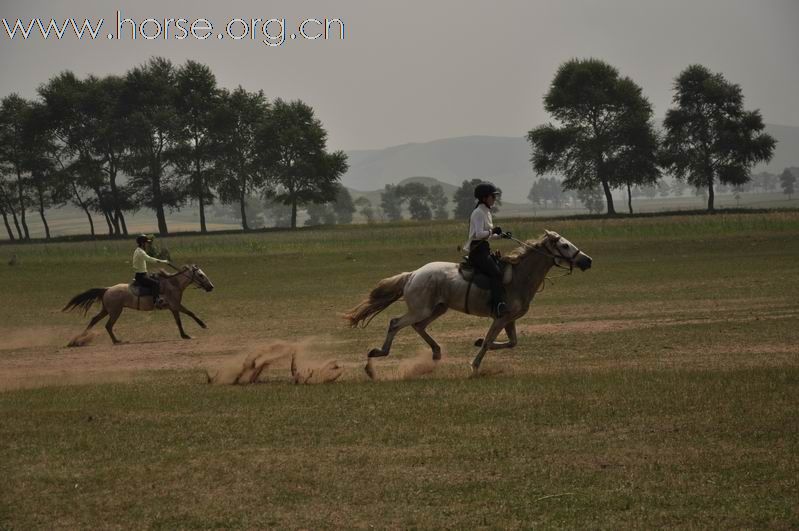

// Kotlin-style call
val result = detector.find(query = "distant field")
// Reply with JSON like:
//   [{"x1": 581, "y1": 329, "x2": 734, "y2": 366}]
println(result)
[
  {"x1": 4, "y1": 191, "x2": 798, "y2": 240},
  {"x1": 1, "y1": 211, "x2": 797, "y2": 528}
]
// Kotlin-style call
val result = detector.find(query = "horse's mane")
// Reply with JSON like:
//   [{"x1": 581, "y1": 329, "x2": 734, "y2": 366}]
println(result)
[
  {"x1": 157, "y1": 266, "x2": 188, "y2": 279},
  {"x1": 501, "y1": 234, "x2": 548, "y2": 265}
]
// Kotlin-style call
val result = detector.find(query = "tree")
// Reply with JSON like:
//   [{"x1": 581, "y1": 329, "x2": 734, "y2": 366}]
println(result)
[
  {"x1": 22, "y1": 102, "x2": 67, "y2": 239},
  {"x1": 353, "y1": 196, "x2": 376, "y2": 223},
  {"x1": 660, "y1": 64, "x2": 776, "y2": 211},
  {"x1": 398, "y1": 182, "x2": 432, "y2": 221},
  {"x1": 214, "y1": 87, "x2": 269, "y2": 231},
  {"x1": 453, "y1": 179, "x2": 483, "y2": 219},
  {"x1": 528, "y1": 177, "x2": 564, "y2": 208},
  {"x1": 0, "y1": 94, "x2": 33, "y2": 240},
  {"x1": 122, "y1": 57, "x2": 186, "y2": 235},
  {"x1": 528, "y1": 58, "x2": 660, "y2": 215},
  {"x1": 780, "y1": 168, "x2": 796, "y2": 199},
  {"x1": 428, "y1": 184, "x2": 449, "y2": 220},
  {"x1": 175, "y1": 60, "x2": 221, "y2": 233},
  {"x1": 264, "y1": 99, "x2": 348, "y2": 229},
  {"x1": 380, "y1": 184, "x2": 404, "y2": 221},
  {"x1": 332, "y1": 184, "x2": 355, "y2": 224},
  {"x1": 577, "y1": 186, "x2": 605, "y2": 214}
]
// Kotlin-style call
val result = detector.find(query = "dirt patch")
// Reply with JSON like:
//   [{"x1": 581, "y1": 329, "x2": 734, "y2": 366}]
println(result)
[
  {"x1": 205, "y1": 340, "x2": 343, "y2": 385},
  {"x1": 0, "y1": 326, "x2": 72, "y2": 351}
]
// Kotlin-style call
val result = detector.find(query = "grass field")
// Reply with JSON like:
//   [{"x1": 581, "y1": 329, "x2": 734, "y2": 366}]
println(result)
[{"x1": 1, "y1": 211, "x2": 798, "y2": 528}]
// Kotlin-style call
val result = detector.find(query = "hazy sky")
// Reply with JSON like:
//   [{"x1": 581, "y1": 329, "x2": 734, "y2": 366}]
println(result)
[{"x1": 1, "y1": 0, "x2": 797, "y2": 151}]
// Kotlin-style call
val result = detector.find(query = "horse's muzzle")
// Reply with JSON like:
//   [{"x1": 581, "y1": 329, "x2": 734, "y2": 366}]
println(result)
[{"x1": 576, "y1": 254, "x2": 592, "y2": 271}]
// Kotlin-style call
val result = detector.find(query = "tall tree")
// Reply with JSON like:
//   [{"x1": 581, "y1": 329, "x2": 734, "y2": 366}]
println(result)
[
  {"x1": 428, "y1": 184, "x2": 449, "y2": 220},
  {"x1": 528, "y1": 58, "x2": 659, "y2": 215},
  {"x1": 332, "y1": 184, "x2": 356, "y2": 224},
  {"x1": 780, "y1": 168, "x2": 796, "y2": 199},
  {"x1": 22, "y1": 102, "x2": 68, "y2": 239},
  {"x1": 453, "y1": 179, "x2": 483, "y2": 219},
  {"x1": 660, "y1": 65, "x2": 776, "y2": 211},
  {"x1": 122, "y1": 57, "x2": 185, "y2": 235},
  {"x1": 175, "y1": 60, "x2": 221, "y2": 233},
  {"x1": 264, "y1": 99, "x2": 348, "y2": 229},
  {"x1": 380, "y1": 184, "x2": 404, "y2": 221},
  {"x1": 214, "y1": 87, "x2": 270, "y2": 231},
  {"x1": 0, "y1": 94, "x2": 33, "y2": 240},
  {"x1": 0, "y1": 179, "x2": 18, "y2": 240}
]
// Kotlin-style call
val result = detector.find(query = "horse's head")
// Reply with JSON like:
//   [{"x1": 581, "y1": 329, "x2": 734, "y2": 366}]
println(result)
[
  {"x1": 187, "y1": 264, "x2": 215, "y2": 292},
  {"x1": 542, "y1": 230, "x2": 592, "y2": 271}
]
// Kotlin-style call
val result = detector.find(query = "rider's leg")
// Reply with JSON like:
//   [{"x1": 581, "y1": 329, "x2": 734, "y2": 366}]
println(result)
[{"x1": 468, "y1": 241, "x2": 507, "y2": 316}]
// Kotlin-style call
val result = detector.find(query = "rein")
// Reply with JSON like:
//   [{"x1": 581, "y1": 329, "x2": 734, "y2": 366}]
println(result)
[
  {"x1": 504, "y1": 234, "x2": 581, "y2": 293},
  {"x1": 166, "y1": 263, "x2": 203, "y2": 290}
]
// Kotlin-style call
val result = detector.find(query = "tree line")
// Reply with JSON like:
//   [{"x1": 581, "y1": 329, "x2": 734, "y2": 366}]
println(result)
[
  {"x1": 528, "y1": 60, "x2": 778, "y2": 214},
  {"x1": 0, "y1": 57, "x2": 347, "y2": 241}
]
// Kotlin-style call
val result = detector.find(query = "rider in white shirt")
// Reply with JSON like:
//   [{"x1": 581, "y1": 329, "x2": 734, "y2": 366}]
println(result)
[
  {"x1": 133, "y1": 234, "x2": 169, "y2": 307},
  {"x1": 466, "y1": 182, "x2": 509, "y2": 317}
]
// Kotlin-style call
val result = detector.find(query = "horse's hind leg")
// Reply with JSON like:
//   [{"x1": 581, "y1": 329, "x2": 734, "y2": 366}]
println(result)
[
  {"x1": 368, "y1": 312, "x2": 421, "y2": 359},
  {"x1": 105, "y1": 307, "x2": 123, "y2": 344},
  {"x1": 412, "y1": 303, "x2": 448, "y2": 360},
  {"x1": 86, "y1": 308, "x2": 108, "y2": 331}
]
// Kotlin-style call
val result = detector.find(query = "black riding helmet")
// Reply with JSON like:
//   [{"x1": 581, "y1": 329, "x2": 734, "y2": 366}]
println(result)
[
  {"x1": 474, "y1": 182, "x2": 500, "y2": 200},
  {"x1": 136, "y1": 234, "x2": 152, "y2": 246}
]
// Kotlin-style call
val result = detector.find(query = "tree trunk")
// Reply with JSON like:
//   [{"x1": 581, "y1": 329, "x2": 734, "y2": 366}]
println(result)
[
  {"x1": 1, "y1": 209, "x2": 14, "y2": 240},
  {"x1": 600, "y1": 179, "x2": 616, "y2": 215},
  {"x1": 196, "y1": 158, "x2": 206, "y2": 233},
  {"x1": 152, "y1": 168, "x2": 168, "y2": 235},
  {"x1": 626, "y1": 183, "x2": 633, "y2": 215},
  {"x1": 37, "y1": 186, "x2": 50, "y2": 239},
  {"x1": 16, "y1": 170, "x2": 30, "y2": 240},
  {"x1": 10, "y1": 207, "x2": 22, "y2": 239},
  {"x1": 71, "y1": 182, "x2": 95, "y2": 238},
  {"x1": 239, "y1": 192, "x2": 249, "y2": 231},
  {"x1": 707, "y1": 178, "x2": 715, "y2": 212},
  {"x1": 108, "y1": 160, "x2": 127, "y2": 236},
  {"x1": 39, "y1": 205, "x2": 50, "y2": 239},
  {"x1": 103, "y1": 209, "x2": 114, "y2": 235},
  {"x1": 290, "y1": 200, "x2": 298, "y2": 229}
]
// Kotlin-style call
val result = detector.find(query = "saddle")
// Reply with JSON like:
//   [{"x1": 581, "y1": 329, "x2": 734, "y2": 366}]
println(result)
[
  {"x1": 457, "y1": 253, "x2": 513, "y2": 288},
  {"x1": 458, "y1": 253, "x2": 512, "y2": 315},
  {"x1": 128, "y1": 275, "x2": 158, "y2": 297}
]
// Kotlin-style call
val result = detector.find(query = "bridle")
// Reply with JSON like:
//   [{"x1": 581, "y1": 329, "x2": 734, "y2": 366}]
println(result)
[
  {"x1": 505, "y1": 233, "x2": 582, "y2": 273},
  {"x1": 168, "y1": 263, "x2": 208, "y2": 290}
]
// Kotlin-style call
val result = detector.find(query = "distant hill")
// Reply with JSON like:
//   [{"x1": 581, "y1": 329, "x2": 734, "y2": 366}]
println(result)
[{"x1": 342, "y1": 124, "x2": 799, "y2": 200}]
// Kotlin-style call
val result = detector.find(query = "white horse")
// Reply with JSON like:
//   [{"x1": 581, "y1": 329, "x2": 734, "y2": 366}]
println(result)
[{"x1": 344, "y1": 230, "x2": 592, "y2": 376}]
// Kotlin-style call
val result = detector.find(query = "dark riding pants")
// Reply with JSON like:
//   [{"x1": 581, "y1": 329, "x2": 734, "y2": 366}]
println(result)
[
  {"x1": 134, "y1": 272, "x2": 160, "y2": 299},
  {"x1": 468, "y1": 240, "x2": 506, "y2": 313}
]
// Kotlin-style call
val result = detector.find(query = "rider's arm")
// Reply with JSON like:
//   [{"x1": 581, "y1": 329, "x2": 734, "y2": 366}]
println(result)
[
  {"x1": 142, "y1": 250, "x2": 168, "y2": 264},
  {"x1": 470, "y1": 208, "x2": 500, "y2": 241}
]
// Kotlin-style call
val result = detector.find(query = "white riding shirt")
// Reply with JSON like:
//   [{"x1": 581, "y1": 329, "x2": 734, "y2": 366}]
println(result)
[
  {"x1": 464, "y1": 203, "x2": 500, "y2": 250},
  {"x1": 133, "y1": 247, "x2": 167, "y2": 274}
]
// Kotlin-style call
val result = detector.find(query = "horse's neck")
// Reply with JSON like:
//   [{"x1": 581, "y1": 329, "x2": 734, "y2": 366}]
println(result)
[
  {"x1": 512, "y1": 252, "x2": 554, "y2": 299},
  {"x1": 166, "y1": 270, "x2": 193, "y2": 292}
]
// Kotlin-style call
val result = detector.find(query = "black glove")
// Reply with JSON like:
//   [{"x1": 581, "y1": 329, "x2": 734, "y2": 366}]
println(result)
[
  {"x1": 492, "y1": 226, "x2": 503, "y2": 235},
  {"x1": 502, "y1": 231, "x2": 512, "y2": 239}
]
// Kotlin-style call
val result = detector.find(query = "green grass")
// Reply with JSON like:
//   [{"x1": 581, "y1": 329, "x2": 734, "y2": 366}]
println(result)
[{"x1": 1, "y1": 211, "x2": 798, "y2": 529}]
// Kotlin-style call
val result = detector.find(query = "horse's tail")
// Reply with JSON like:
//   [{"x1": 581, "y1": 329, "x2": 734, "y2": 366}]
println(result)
[
  {"x1": 344, "y1": 272, "x2": 411, "y2": 328},
  {"x1": 62, "y1": 288, "x2": 107, "y2": 315}
]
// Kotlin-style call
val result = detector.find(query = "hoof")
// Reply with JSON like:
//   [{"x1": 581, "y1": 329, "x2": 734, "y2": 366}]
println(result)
[
  {"x1": 468, "y1": 361, "x2": 480, "y2": 377},
  {"x1": 474, "y1": 338, "x2": 484, "y2": 347},
  {"x1": 181, "y1": 334, "x2": 192, "y2": 340},
  {"x1": 364, "y1": 361, "x2": 376, "y2": 380},
  {"x1": 432, "y1": 351, "x2": 442, "y2": 361},
  {"x1": 199, "y1": 323, "x2": 208, "y2": 329},
  {"x1": 367, "y1": 348, "x2": 384, "y2": 358}
]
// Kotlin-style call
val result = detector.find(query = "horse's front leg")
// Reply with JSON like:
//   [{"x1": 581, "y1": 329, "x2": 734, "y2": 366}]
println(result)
[
  {"x1": 474, "y1": 320, "x2": 518, "y2": 350},
  {"x1": 470, "y1": 317, "x2": 513, "y2": 373},
  {"x1": 179, "y1": 304, "x2": 207, "y2": 329}
]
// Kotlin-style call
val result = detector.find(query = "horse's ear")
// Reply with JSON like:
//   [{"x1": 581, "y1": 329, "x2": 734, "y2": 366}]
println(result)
[{"x1": 544, "y1": 229, "x2": 554, "y2": 238}]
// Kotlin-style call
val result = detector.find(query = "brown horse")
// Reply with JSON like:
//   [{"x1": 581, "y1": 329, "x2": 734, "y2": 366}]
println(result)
[
  {"x1": 62, "y1": 265, "x2": 214, "y2": 344},
  {"x1": 345, "y1": 231, "x2": 592, "y2": 376}
]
